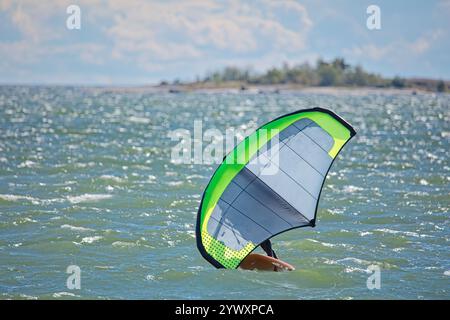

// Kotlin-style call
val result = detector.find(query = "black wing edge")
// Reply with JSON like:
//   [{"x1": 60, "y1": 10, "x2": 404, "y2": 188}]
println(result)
[
  {"x1": 271, "y1": 107, "x2": 357, "y2": 137},
  {"x1": 307, "y1": 108, "x2": 357, "y2": 224},
  {"x1": 195, "y1": 107, "x2": 356, "y2": 269}
]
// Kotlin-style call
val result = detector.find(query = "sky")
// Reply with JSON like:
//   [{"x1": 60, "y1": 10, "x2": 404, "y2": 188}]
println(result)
[{"x1": 0, "y1": 0, "x2": 449, "y2": 85}]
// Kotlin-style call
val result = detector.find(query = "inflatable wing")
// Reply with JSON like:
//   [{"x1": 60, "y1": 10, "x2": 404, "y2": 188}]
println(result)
[{"x1": 196, "y1": 108, "x2": 356, "y2": 269}]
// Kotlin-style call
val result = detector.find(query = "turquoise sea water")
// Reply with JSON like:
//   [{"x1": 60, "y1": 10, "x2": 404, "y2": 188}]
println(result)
[{"x1": 0, "y1": 86, "x2": 448, "y2": 299}]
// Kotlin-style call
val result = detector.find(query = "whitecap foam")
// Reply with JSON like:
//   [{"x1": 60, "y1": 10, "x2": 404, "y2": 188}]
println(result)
[
  {"x1": 374, "y1": 228, "x2": 432, "y2": 238},
  {"x1": 343, "y1": 185, "x2": 364, "y2": 193},
  {"x1": 127, "y1": 116, "x2": 151, "y2": 124},
  {"x1": 186, "y1": 174, "x2": 204, "y2": 179},
  {"x1": 67, "y1": 194, "x2": 112, "y2": 204},
  {"x1": 166, "y1": 181, "x2": 183, "y2": 187},
  {"x1": 99, "y1": 175, "x2": 125, "y2": 183},
  {"x1": 80, "y1": 236, "x2": 102, "y2": 244},
  {"x1": 18, "y1": 160, "x2": 37, "y2": 168},
  {"x1": 13, "y1": 217, "x2": 37, "y2": 225},
  {"x1": 146, "y1": 274, "x2": 156, "y2": 281},
  {"x1": 18, "y1": 294, "x2": 38, "y2": 300},
  {"x1": 52, "y1": 292, "x2": 77, "y2": 298},
  {"x1": 338, "y1": 257, "x2": 371, "y2": 265},
  {"x1": 344, "y1": 266, "x2": 367, "y2": 273},
  {"x1": 61, "y1": 224, "x2": 94, "y2": 232},
  {"x1": 306, "y1": 239, "x2": 336, "y2": 247},
  {"x1": 187, "y1": 230, "x2": 195, "y2": 238},
  {"x1": 112, "y1": 241, "x2": 137, "y2": 248},
  {"x1": 94, "y1": 265, "x2": 114, "y2": 270},
  {"x1": 0, "y1": 194, "x2": 38, "y2": 202}
]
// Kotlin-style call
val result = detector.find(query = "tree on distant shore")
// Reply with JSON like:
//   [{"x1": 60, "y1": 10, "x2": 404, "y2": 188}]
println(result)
[
  {"x1": 437, "y1": 80, "x2": 446, "y2": 92},
  {"x1": 391, "y1": 76, "x2": 405, "y2": 88},
  {"x1": 190, "y1": 58, "x2": 443, "y2": 92}
]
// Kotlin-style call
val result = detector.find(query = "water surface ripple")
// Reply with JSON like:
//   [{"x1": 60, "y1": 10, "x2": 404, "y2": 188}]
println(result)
[{"x1": 0, "y1": 86, "x2": 448, "y2": 299}]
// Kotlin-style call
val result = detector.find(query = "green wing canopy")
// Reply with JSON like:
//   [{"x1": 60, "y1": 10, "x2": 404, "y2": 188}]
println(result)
[{"x1": 196, "y1": 108, "x2": 356, "y2": 269}]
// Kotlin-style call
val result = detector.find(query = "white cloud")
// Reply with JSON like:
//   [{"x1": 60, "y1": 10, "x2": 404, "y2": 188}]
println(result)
[
  {"x1": 409, "y1": 30, "x2": 443, "y2": 54},
  {"x1": 105, "y1": 0, "x2": 312, "y2": 63},
  {"x1": 1, "y1": 0, "x2": 70, "y2": 42},
  {"x1": 344, "y1": 29, "x2": 444, "y2": 61},
  {"x1": 0, "y1": 0, "x2": 312, "y2": 75}
]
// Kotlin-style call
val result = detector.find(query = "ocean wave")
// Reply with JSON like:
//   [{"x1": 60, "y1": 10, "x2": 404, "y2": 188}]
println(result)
[
  {"x1": 186, "y1": 174, "x2": 204, "y2": 180},
  {"x1": 306, "y1": 239, "x2": 336, "y2": 248},
  {"x1": 112, "y1": 241, "x2": 138, "y2": 248},
  {"x1": 61, "y1": 224, "x2": 95, "y2": 232},
  {"x1": 99, "y1": 175, "x2": 126, "y2": 183},
  {"x1": 80, "y1": 236, "x2": 102, "y2": 244},
  {"x1": 67, "y1": 194, "x2": 112, "y2": 204},
  {"x1": 13, "y1": 217, "x2": 37, "y2": 225},
  {"x1": 337, "y1": 257, "x2": 397, "y2": 270},
  {"x1": 127, "y1": 116, "x2": 151, "y2": 124},
  {"x1": 305, "y1": 238, "x2": 354, "y2": 250},
  {"x1": 0, "y1": 194, "x2": 38, "y2": 202},
  {"x1": 343, "y1": 266, "x2": 367, "y2": 273},
  {"x1": 343, "y1": 185, "x2": 364, "y2": 193},
  {"x1": 166, "y1": 181, "x2": 184, "y2": 187},
  {"x1": 52, "y1": 292, "x2": 79, "y2": 298},
  {"x1": 374, "y1": 228, "x2": 432, "y2": 238},
  {"x1": 337, "y1": 257, "x2": 371, "y2": 265},
  {"x1": 145, "y1": 274, "x2": 156, "y2": 281},
  {"x1": 18, "y1": 160, "x2": 38, "y2": 168}
]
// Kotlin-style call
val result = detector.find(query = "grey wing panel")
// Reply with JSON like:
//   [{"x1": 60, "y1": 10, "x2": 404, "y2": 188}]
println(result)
[
  {"x1": 207, "y1": 204, "x2": 272, "y2": 251},
  {"x1": 207, "y1": 215, "x2": 250, "y2": 251},
  {"x1": 246, "y1": 119, "x2": 334, "y2": 220},
  {"x1": 277, "y1": 145, "x2": 324, "y2": 198},
  {"x1": 245, "y1": 176, "x2": 310, "y2": 226},
  {"x1": 246, "y1": 118, "x2": 315, "y2": 177},
  {"x1": 206, "y1": 167, "x2": 310, "y2": 251},
  {"x1": 208, "y1": 199, "x2": 230, "y2": 226},
  {"x1": 221, "y1": 181, "x2": 242, "y2": 203},
  {"x1": 284, "y1": 129, "x2": 333, "y2": 175},
  {"x1": 258, "y1": 165, "x2": 317, "y2": 220},
  {"x1": 279, "y1": 118, "x2": 312, "y2": 143},
  {"x1": 299, "y1": 122, "x2": 334, "y2": 152},
  {"x1": 206, "y1": 118, "x2": 336, "y2": 251}
]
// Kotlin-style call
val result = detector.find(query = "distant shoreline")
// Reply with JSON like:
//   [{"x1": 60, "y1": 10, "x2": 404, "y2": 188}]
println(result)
[
  {"x1": 158, "y1": 58, "x2": 449, "y2": 94},
  {"x1": 2, "y1": 83, "x2": 447, "y2": 96},
  {"x1": 85, "y1": 83, "x2": 443, "y2": 95}
]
